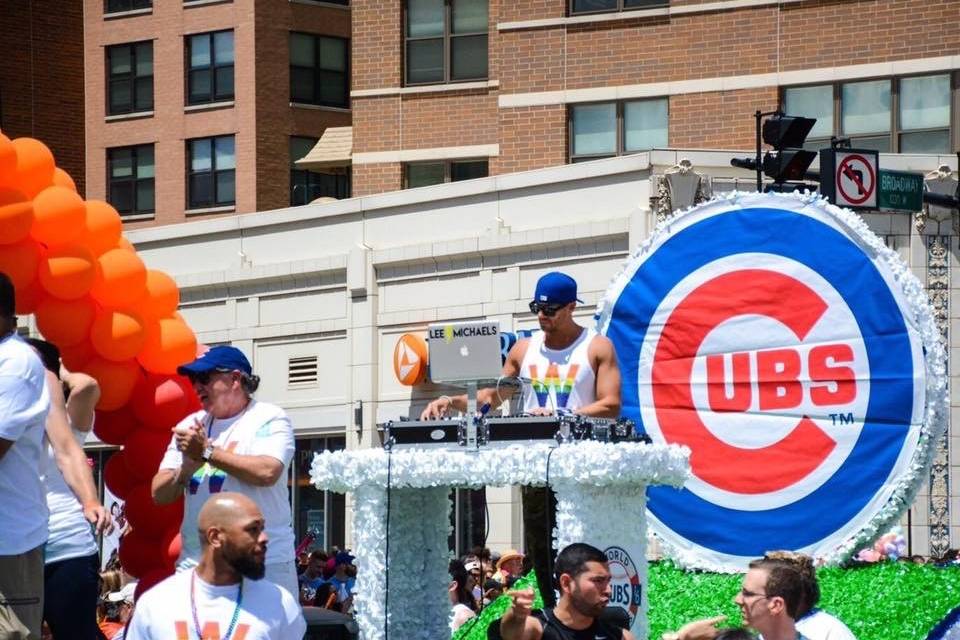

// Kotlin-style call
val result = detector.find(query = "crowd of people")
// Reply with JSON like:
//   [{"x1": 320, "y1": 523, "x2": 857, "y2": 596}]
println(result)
[{"x1": 0, "y1": 262, "x2": 952, "y2": 640}]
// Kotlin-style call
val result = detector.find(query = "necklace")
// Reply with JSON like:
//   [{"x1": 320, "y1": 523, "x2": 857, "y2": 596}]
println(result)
[{"x1": 190, "y1": 570, "x2": 243, "y2": 640}]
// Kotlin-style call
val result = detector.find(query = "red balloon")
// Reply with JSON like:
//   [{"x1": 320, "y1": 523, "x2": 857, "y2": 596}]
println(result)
[
  {"x1": 122, "y1": 427, "x2": 173, "y2": 484},
  {"x1": 103, "y1": 450, "x2": 137, "y2": 500},
  {"x1": 134, "y1": 567, "x2": 172, "y2": 601},
  {"x1": 130, "y1": 374, "x2": 200, "y2": 432},
  {"x1": 13, "y1": 278, "x2": 44, "y2": 315},
  {"x1": 160, "y1": 527, "x2": 182, "y2": 566},
  {"x1": 90, "y1": 307, "x2": 147, "y2": 362},
  {"x1": 123, "y1": 483, "x2": 183, "y2": 539},
  {"x1": 36, "y1": 296, "x2": 96, "y2": 347},
  {"x1": 93, "y1": 406, "x2": 140, "y2": 446},
  {"x1": 118, "y1": 529, "x2": 163, "y2": 579},
  {"x1": 83, "y1": 357, "x2": 142, "y2": 411},
  {"x1": 60, "y1": 339, "x2": 96, "y2": 371},
  {"x1": 0, "y1": 237, "x2": 41, "y2": 291}
]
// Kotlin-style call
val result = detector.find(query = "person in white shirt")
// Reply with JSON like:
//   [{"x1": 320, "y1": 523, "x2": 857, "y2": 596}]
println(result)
[
  {"x1": 0, "y1": 272, "x2": 50, "y2": 639},
  {"x1": 26, "y1": 338, "x2": 111, "y2": 640},
  {"x1": 151, "y1": 346, "x2": 298, "y2": 598},
  {"x1": 126, "y1": 492, "x2": 305, "y2": 640},
  {"x1": 421, "y1": 271, "x2": 622, "y2": 606}
]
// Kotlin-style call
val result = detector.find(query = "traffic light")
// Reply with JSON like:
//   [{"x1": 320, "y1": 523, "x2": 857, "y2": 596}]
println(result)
[
  {"x1": 730, "y1": 111, "x2": 818, "y2": 191},
  {"x1": 761, "y1": 115, "x2": 817, "y2": 184}
]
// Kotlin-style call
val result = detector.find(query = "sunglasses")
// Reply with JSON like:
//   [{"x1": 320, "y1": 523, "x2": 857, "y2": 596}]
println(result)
[
  {"x1": 529, "y1": 302, "x2": 566, "y2": 317},
  {"x1": 187, "y1": 368, "x2": 234, "y2": 385}
]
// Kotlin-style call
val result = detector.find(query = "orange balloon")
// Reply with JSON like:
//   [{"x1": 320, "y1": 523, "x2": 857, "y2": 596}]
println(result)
[
  {"x1": 31, "y1": 186, "x2": 86, "y2": 248},
  {"x1": 0, "y1": 187, "x2": 32, "y2": 245},
  {"x1": 83, "y1": 201, "x2": 123, "y2": 257},
  {"x1": 91, "y1": 248, "x2": 147, "y2": 308},
  {"x1": 38, "y1": 243, "x2": 96, "y2": 300},
  {"x1": 60, "y1": 340, "x2": 96, "y2": 371},
  {"x1": 52, "y1": 168, "x2": 77, "y2": 192},
  {"x1": 82, "y1": 357, "x2": 142, "y2": 411},
  {"x1": 14, "y1": 278, "x2": 44, "y2": 315},
  {"x1": 90, "y1": 308, "x2": 148, "y2": 362},
  {"x1": 0, "y1": 238, "x2": 41, "y2": 290},
  {"x1": 0, "y1": 134, "x2": 16, "y2": 185},
  {"x1": 36, "y1": 296, "x2": 97, "y2": 347},
  {"x1": 137, "y1": 315, "x2": 198, "y2": 375},
  {"x1": 11, "y1": 138, "x2": 55, "y2": 198},
  {"x1": 117, "y1": 237, "x2": 135, "y2": 252},
  {"x1": 142, "y1": 270, "x2": 180, "y2": 318}
]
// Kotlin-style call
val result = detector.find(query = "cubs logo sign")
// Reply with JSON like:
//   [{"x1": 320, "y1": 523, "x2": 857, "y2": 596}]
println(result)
[
  {"x1": 605, "y1": 546, "x2": 642, "y2": 627},
  {"x1": 598, "y1": 192, "x2": 946, "y2": 570}
]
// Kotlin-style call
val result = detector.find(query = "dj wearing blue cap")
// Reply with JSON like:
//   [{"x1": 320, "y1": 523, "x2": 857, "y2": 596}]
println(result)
[
  {"x1": 422, "y1": 271, "x2": 621, "y2": 606},
  {"x1": 151, "y1": 345, "x2": 299, "y2": 599}
]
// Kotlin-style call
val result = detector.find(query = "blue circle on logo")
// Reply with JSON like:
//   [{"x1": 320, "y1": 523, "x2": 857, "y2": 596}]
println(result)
[{"x1": 606, "y1": 206, "x2": 915, "y2": 555}]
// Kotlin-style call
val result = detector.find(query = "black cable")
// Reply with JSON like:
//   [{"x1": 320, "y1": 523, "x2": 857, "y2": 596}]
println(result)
[
  {"x1": 383, "y1": 445, "x2": 393, "y2": 640},
  {"x1": 543, "y1": 445, "x2": 558, "y2": 607}
]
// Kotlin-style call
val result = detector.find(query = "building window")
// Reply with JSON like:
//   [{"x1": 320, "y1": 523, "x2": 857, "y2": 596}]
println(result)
[
  {"x1": 186, "y1": 31, "x2": 234, "y2": 105},
  {"x1": 404, "y1": 159, "x2": 488, "y2": 188},
  {"x1": 290, "y1": 437, "x2": 346, "y2": 552},
  {"x1": 289, "y1": 34, "x2": 349, "y2": 108},
  {"x1": 290, "y1": 137, "x2": 351, "y2": 204},
  {"x1": 783, "y1": 73, "x2": 955, "y2": 154},
  {"x1": 569, "y1": 98, "x2": 668, "y2": 161},
  {"x1": 187, "y1": 135, "x2": 235, "y2": 209},
  {"x1": 570, "y1": 0, "x2": 667, "y2": 15},
  {"x1": 105, "y1": 0, "x2": 151, "y2": 13},
  {"x1": 899, "y1": 74, "x2": 951, "y2": 153},
  {"x1": 405, "y1": 0, "x2": 487, "y2": 86},
  {"x1": 107, "y1": 42, "x2": 153, "y2": 115},
  {"x1": 108, "y1": 144, "x2": 155, "y2": 217}
]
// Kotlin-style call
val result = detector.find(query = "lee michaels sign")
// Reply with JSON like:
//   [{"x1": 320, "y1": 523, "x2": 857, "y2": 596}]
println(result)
[{"x1": 597, "y1": 191, "x2": 947, "y2": 571}]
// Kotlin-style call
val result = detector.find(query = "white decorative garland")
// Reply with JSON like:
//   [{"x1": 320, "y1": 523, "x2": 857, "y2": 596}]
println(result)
[
  {"x1": 597, "y1": 190, "x2": 949, "y2": 571},
  {"x1": 311, "y1": 442, "x2": 690, "y2": 638}
]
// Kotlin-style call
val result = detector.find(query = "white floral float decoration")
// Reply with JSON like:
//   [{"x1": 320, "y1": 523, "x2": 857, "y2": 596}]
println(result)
[{"x1": 312, "y1": 441, "x2": 690, "y2": 640}]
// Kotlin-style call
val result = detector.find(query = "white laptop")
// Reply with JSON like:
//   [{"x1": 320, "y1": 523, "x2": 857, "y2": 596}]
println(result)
[{"x1": 427, "y1": 321, "x2": 503, "y2": 384}]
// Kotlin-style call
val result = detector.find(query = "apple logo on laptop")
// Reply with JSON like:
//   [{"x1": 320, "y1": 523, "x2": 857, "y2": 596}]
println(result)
[{"x1": 460, "y1": 346, "x2": 470, "y2": 357}]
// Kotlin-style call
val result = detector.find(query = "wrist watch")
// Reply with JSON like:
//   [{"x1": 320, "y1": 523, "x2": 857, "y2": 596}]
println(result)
[{"x1": 201, "y1": 443, "x2": 216, "y2": 462}]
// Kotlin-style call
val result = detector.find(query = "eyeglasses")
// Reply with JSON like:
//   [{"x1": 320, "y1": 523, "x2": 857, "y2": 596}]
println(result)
[
  {"x1": 187, "y1": 368, "x2": 233, "y2": 385},
  {"x1": 529, "y1": 302, "x2": 566, "y2": 317},
  {"x1": 739, "y1": 588, "x2": 769, "y2": 600}
]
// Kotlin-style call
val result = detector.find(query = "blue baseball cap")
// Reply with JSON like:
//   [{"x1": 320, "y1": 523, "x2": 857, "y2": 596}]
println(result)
[
  {"x1": 177, "y1": 345, "x2": 252, "y2": 377},
  {"x1": 532, "y1": 272, "x2": 583, "y2": 305}
]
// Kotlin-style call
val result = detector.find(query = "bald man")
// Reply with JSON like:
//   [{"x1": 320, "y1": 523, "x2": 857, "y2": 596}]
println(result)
[{"x1": 126, "y1": 493, "x2": 305, "y2": 640}]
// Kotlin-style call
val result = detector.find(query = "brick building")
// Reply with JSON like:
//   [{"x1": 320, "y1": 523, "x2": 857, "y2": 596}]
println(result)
[
  {"x1": 83, "y1": 0, "x2": 351, "y2": 229},
  {"x1": 341, "y1": 0, "x2": 960, "y2": 196},
  {"x1": 0, "y1": 0, "x2": 86, "y2": 194}
]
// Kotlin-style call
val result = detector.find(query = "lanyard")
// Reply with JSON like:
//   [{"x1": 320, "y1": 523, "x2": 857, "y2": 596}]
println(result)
[{"x1": 190, "y1": 570, "x2": 243, "y2": 640}]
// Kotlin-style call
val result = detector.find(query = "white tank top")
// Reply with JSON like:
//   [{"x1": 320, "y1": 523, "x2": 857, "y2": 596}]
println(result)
[
  {"x1": 519, "y1": 328, "x2": 597, "y2": 413},
  {"x1": 42, "y1": 425, "x2": 98, "y2": 564}
]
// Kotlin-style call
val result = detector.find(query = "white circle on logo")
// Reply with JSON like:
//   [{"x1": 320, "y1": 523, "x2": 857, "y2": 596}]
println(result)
[{"x1": 638, "y1": 253, "x2": 870, "y2": 511}]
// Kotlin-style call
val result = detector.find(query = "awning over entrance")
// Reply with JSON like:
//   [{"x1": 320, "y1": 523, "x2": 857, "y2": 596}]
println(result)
[{"x1": 295, "y1": 127, "x2": 352, "y2": 170}]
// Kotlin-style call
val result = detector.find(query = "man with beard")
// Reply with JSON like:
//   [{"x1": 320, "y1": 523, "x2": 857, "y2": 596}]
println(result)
[
  {"x1": 422, "y1": 272, "x2": 621, "y2": 605},
  {"x1": 488, "y1": 543, "x2": 633, "y2": 640},
  {"x1": 126, "y1": 493, "x2": 305, "y2": 640}
]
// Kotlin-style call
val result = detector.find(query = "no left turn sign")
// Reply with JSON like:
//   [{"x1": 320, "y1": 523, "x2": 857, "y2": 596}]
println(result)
[{"x1": 834, "y1": 152, "x2": 878, "y2": 208}]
